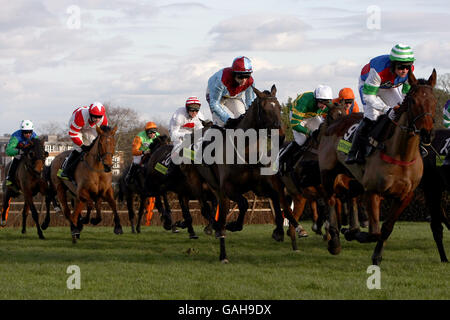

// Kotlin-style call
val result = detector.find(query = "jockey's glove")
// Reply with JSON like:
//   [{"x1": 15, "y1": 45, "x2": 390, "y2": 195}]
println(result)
[
  {"x1": 387, "y1": 108, "x2": 397, "y2": 121},
  {"x1": 81, "y1": 145, "x2": 90, "y2": 152}
]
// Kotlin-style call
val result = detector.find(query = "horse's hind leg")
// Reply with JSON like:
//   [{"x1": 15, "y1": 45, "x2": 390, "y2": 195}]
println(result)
[
  {"x1": 28, "y1": 198, "x2": 45, "y2": 240},
  {"x1": 90, "y1": 201, "x2": 102, "y2": 225},
  {"x1": 1, "y1": 190, "x2": 12, "y2": 227},
  {"x1": 226, "y1": 194, "x2": 248, "y2": 232},
  {"x1": 126, "y1": 193, "x2": 136, "y2": 233},
  {"x1": 41, "y1": 193, "x2": 52, "y2": 230},
  {"x1": 135, "y1": 196, "x2": 146, "y2": 233},
  {"x1": 288, "y1": 195, "x2": 306, "y2": 251}
]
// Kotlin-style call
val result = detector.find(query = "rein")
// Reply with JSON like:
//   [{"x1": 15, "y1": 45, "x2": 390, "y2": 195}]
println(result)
[{"x1": 82, "y1": 134, "x2": 113, "y2": 173}]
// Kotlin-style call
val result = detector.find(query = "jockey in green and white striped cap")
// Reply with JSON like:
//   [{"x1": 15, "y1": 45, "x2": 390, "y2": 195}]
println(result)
[{"x1": 389, "y1": 44, "x2": 415, "y2": 62}]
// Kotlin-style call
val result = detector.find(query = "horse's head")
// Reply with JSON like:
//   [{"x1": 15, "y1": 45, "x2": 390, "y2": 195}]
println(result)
[
  {"x1": 328, "y1": 103, "x2": 347, "y2": 123},
  {"x1": 95, "y1": 125, "x2": 118, "y2": 172},
  {"x1": 23, "y1": 138, "x2": 48, "y2": 176},
  {"x1": 149, "y1": 135, "x2": 169, "y2": 153},
  {"x1": 399, "y1": 69, "x2": 437, "y2": 145},
  {"x1": 251, "y1": 85, "x2": 282, "y2": 130}
]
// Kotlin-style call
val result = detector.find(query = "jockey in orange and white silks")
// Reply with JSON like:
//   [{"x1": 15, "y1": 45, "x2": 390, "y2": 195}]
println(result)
[
  {"x1": 58, "y1": 102, "x2": 108, "y2": 180},
  {"x1": 206, "y1": 56, "x2": 256, "y2": 127},
  {"x1": 169, "y1": 96, "x2": 205, "y2": 149}
]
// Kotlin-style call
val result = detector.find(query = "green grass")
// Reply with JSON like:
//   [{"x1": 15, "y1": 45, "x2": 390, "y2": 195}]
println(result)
[{"x1": 0, "y1": 222, "x2": 448, "y2": 300}]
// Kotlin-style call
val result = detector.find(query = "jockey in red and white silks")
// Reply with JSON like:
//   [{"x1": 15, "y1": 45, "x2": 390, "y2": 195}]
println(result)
[
  {"x1": 206, "y1": 56, "x2": 256, "y2": 127},
  {"x1": 68, "y1": 102, "x2": 108, "y2": 152}
]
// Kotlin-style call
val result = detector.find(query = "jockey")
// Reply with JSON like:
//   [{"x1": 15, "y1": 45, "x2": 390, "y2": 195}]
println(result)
[
  {"x1": 346, "y1": 44, "x2": 415, "y2": 164},
  {"x1": 279, "y1": 85, "x2": 333, "y2": 173},
  {"x1": 332, "y1": 88, "x2": 360, "y2": 114},
  {"x1": 5, "y1": 120, "x2": 38, "y2": 186},
  {"x1": 206, "y1": 56, "x2": 256, "y2": 127},
  {"x1": 57, "y1": 102, "x2": 108, "y2": 180},
  {"x1": 443, "y1": 100, "x2": 450, "y2": 166},
  {"x1": 169, "y1": 96, "x2": 205, "y2": 150},
  {"x1": 125, "y1": 121, "x2": 160, "y2": 184}
]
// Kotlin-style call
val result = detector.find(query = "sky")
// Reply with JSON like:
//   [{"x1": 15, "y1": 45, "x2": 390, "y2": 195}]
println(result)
[{"x1": 1, "y1": 0, "x2": 450, "y2": 134}]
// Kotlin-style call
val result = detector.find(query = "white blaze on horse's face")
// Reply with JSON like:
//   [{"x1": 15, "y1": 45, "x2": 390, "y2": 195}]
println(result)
[{"x1": 270, "y1": 102, "x2": 276, "y2": 108}]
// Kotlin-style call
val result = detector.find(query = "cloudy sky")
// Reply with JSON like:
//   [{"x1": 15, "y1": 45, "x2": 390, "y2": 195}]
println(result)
[{"x1": 1, "y1": 0, "x2": 449, "y2": 134}]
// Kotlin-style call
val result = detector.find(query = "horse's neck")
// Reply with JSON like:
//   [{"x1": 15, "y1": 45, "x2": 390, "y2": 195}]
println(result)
[
  {"x1": 385, "y1": 112, "x2": 420, "y2": 161},
  {"x1": 86, "y1": 140, "x2": 102, "y2": 168}
]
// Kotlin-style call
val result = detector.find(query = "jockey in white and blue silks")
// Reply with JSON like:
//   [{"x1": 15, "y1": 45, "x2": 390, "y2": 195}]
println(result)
[
  {"x1": 206, "y1": 56, "x2": 256, "y2": 127},
  {"x1": 443, "y1": 100, "x2": 450, "y2": 166},
  {"x1": 346, "y1": 44, "x2": 415, "y2": 165}
]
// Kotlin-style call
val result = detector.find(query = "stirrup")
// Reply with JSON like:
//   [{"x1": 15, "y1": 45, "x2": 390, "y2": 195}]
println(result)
[
  {"x1": 57, "y1": 169, "x2": 70, "y2": 180},
  {"x1": 5, "y1": 180, "x2": 13, "y2": 186}
]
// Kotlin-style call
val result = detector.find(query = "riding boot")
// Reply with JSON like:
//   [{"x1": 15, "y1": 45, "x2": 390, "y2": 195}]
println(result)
[
  {"x1": 58, "y1": 150, "x2": 82, "y2": 180},
  {"x1": 125, "y1": 163, "x2": 139, "y2": 184},
  {"x1": 345, "y1": 118, "x2": 374, "y2": 165},
  {"x1": 279, "y1": 142, "x2": 302, "y2": 174},
  {"x1": 5, "y1": 158, "x2": 20, "y2": 186}
]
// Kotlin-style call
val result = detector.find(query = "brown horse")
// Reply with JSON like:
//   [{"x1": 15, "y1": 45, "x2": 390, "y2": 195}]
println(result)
[
  {"x1": 283, "y1": 103, "x2": 348, "y2": 251},
  {"x1": 50, "y1": 125, "x2": 122, "y2": 242},
  {"x1": 189, "y1": 85, "x2": 301, "y2": 263},
  {"x1": 1, "y1": 138, "x2": 48, "y2": 238},
  {"x1": 319, "y1": 69, "x2": 437, "y2": 265}
]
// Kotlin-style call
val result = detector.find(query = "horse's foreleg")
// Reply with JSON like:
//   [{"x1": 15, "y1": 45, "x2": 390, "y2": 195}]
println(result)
[
  {"x1": 424, "y1": 187, "x2": 448, "y2": 263},
  {"x1": 226, "y1": 194, "x2": 248, "y2": 232},
  {"x1": 21, "y1": 202, "x2": 29, "y2": 234},
  {"x1": 216, "y1": 193, "x2": 230, "y2": 263},
  {"x1": 327, "y1": 194, "x2": 341, "y2": 255},
  {"x1": 126, "y1": 193, "x2": 136, "y2": 233},
  {"x1": 178, "y1": 195, "x2": 198, "y2": 239},
  {"x1": 71, "y1": 199, "x2": 86, "y2": 243},
  {"x1": 89, "y1": 200, "x2": 102, "y2": 225},
  {"x1": 105, "y1": 187, "x2": 123, "y2": 235},
  {"x1": 288, "y1": 195, "x2": 306, "y2": 251},
  {"x1": 1, "y1": 191, "x2": 12, "y2": 227},
  {"x1": 372, "y1": 191, "x2": 414, "y2": 265},
  {"x1": 41, "y1": 193, "x2": 52, "y2": 230},
  {"x1": 135, "y1": 195, "x2": 146, "y2": 233},
  {"x1": 27, "y1": 194, "x2": 45, "y2": 239}
]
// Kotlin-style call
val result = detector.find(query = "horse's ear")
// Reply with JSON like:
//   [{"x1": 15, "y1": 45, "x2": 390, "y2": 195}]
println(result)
[
  {"x1": 252, "y1": 86, "x2": 263, "y2": 98},
  {"x1": 270, "y1": 84, "x2": 277, "y2": 97},
  {"x1": 111, "y1": 126, "x2": 118, "y2": 135},
  {"x1": 408, "y1": 70, "x2": 418, "y2": 86},
  {"x1": 428, "y1": 68, "x2": 437, "y2": 88},
  {"x1": 96, "y1": 125, "x2": 103, "y2": 135}
]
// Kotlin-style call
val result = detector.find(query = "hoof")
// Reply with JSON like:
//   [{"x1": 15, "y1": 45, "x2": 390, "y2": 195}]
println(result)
[
  {"x1": 298, "y1": 230, "x2": 309, "y2": 238},
  {"x1": 80, "y1": 217, "x2": 90, "y2": 225},
  {"x1": 90, "y1": 218, "x2": 102, "y2": 225},
  {"x1": 189, "y1": 233, "x2": 199, "y2": 240},
  {"x1": 372, "y1": 255, "x2": 382, "y2": 266},
  {"x1": 21, "y1": 229, "x2": 26, "y2": 234},
  {"x1": 203, "y1": 225, "x2": 213, "y2": 235},
  {"x1": 114, "y1": 226, "x2": 123, "y2": 235},
  {"x1": 226, "y1": 221, "x2": 243, "y2": 232},
  {"x1": 39, "y1": 234, "x2": 45, "y2": 240},
  {"x1": 172, "y1": 226, "x2": 180, "y2": 233},
  {"x1": 215, "y1": 230, "x2": 226, "y2": 239},
  {"x1": 272, "y1": 229, "x2": 284, "y2": 242},
  {"x1": 174, "y1": 220, "x2": 187, "y2": 229},
  {"x1": 41, "y1": 222, "x2": 49, "y2": 230},
  {"x1": 221, "y1": 259, "x2": 229, "y2": 264},
  {"x1": 327, "y1": 244, "x2": 342, "y2": 255},
  {"x1": 360, "y1": 220, "x2": 369, "y2": 228}
]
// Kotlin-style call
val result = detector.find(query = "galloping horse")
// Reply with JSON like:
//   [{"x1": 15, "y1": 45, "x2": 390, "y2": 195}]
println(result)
[
  {"x1": 283, "y1": 103, "x2": 348, "y2": 251},
  {"x1": 318, "y1": 69, "x2": 437, "y2": 265},
  {"x1": 117, "y1": 135, "x2": 176, "y2": 233},
  {"x1": 191, "y1": 85, "x2": 302, "y2": 263},
  {"x1": 421, "y1": 128, "x2": 450, "y2": 262},
  {"x1": 1, "y1": 138, "x2": 48, "y2": 238},
  {"x1": 50, "y1": 125, "x2": 122, "y2": 242}
]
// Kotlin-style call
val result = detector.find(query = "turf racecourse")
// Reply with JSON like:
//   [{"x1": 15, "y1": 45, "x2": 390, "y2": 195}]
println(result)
[{"x1": 0, "y1": 222, "x2": 448, "y2": 300}]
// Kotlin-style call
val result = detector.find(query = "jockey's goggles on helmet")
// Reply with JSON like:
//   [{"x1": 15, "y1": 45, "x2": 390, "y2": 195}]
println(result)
[
  {"x1": 187, "y1": 108, "x2": 199, "y2": 113},
  {"x1": 396, "y1": 64, "x2": 411, "y2": 70},
  {"x1": 317, "y1": 99, "x2": 331, "y2": 105},
  {"x1": 22, "y1": 130, "x2": 33, "y2": 135},
  {"x1": 236, "y1": 74, "x2": 251, "y2": 80},
  {"x1": 343, "y1": 99, "x2": 354, "y2": 104},
  {"x1": 90, "y1": 114, "x2": 103, "y2": 120},
  {"x1": 146, "y1": 129, "x2": 157, "y2": 134}
]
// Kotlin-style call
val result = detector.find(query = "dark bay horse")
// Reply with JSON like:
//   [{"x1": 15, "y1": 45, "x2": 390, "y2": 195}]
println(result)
[
  {"x1": 318, "y1": 69, "x2": 437, "y2": 265},
  {"x1": 189, "y1": 85, "x2": 302, "y2": 263},
  {"x1": 421, "y1": 128, "x2": 450, "y2": 262},
  {"x1": 117, "y1": 135, "x2": 176, "y2": 233},
  {"x1": 50, "y1": 125, "x2": 122, "y2": 242},
  {"x1": 1, "y1": 138, "x2": 49, "y2": 238}
]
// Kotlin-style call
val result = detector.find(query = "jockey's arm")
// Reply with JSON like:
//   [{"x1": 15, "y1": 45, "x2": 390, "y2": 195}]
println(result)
[
  {"x1": 244, "y1": 86, "x2": 256, "y2": 109},
  {"x1": 362, "y1": 69, "x2": 390, "y2": 113},
  {"x1": 5, "y1": 136, "x2": 20, "y2": 157},
  {"x1": 208, "y1": 78, "x2": 230, "y2": 123},
  {"x1": 290, "y1": 93, "x2": 315, "y2": 136},
  {"x1": 169, "y1": 112, "x2": 189, "y2": 142},
  {"x1": 132, "y1": 136, "x2": 143, "y2": 156}
]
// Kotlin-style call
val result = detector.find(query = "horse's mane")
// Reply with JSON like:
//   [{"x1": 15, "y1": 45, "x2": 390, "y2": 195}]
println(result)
[
  {"x1": 100, "y1": 125, "x2": 112, "y2": 132},
  {"x1": 326, "y1": 112, "x2": 363, "y2": 136}
]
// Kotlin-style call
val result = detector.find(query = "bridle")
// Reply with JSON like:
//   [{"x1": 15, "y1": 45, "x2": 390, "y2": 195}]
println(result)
[{"x1": 83, "y1": 133, "x2": 114, "y2": 172}]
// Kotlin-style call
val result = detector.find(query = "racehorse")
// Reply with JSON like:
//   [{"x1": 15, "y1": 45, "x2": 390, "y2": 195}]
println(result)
[
  {"x1": 190, "y1": 85, "x2": 302, "y2": 263},
  {"x1": 318, "y1": 69, "x2": 437, "y2": 265},
  {"x1": 50, "y1": 125, "x2": 122, "y2": 242},
  {"x1": 421, "y1": 128, "x2": 450, "y2": 262},
  {"x1": 1, "y1": 138, "x2": 49, "y2": 238},
  {"x1": 117, "y1": 135, "x2": 176, "y2": 233},
  {"x1": 283, "y1": 103, "x2": 349, "y2": 251},
  {"x1": 143, "y1": 140, "x2": 217, "y2": 239}
]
